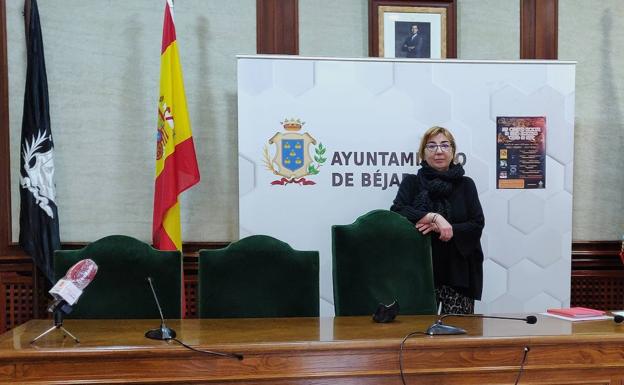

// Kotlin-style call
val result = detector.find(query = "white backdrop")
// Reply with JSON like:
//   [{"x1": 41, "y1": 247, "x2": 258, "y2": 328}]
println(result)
[{"x1": 238, "y1": 55, "x2": 576, "y2": 316}]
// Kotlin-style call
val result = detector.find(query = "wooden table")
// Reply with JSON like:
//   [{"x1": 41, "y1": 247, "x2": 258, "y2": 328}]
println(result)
[{"x1": 1, "y1": 315, "x2": 624, "y2": 384}]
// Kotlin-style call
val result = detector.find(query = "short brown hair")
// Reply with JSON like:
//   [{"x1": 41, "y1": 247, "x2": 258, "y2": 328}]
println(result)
[{"x1": 418, "y1": 126, "x2": 457, "y2": 163}]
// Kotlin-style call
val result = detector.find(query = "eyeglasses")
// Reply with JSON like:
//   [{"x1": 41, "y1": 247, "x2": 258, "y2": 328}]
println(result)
[{"x1": 425, "y1": 143, "x2": 452, "y2": 152}]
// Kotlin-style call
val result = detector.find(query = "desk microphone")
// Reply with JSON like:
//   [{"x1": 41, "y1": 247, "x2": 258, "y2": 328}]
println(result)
[
  {"x1": 426, "y1": 314, "x2": 538, "y2": 335},
  {"x1": 144, "y1": 277, "x2": 243, "y2": 361},
  {"x1": 145, "y1": 277, "x2": 177, "y2": 340},
  {"x1": 31, "y1": 259, "x2": 98, "y2": 344}
]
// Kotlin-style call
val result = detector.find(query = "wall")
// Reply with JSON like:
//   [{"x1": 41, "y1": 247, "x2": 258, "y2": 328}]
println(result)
[
  {"x1": 559, "y1": 1, "x2": 624, "y2": 240},
  {"x1": 8, "y1": 0, "x2": 255, "y2": 243},
  {"x1": 299, "y1": 0, "x2": 368, "y2": 57},
  {"x1": 7, "y1": 0, "x2": 623, "y2": 243},
  {"x1": 457, "y1": 0, "x2": 519, "y2": 60}
]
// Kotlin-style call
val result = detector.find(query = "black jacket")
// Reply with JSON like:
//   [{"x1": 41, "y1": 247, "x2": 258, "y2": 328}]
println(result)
[
  {"x1": 401, "y1": 34, "x2": 427, "y2": 58},
  {"x1": 391, "y1": 173, "x2": 485, "y2": 300}
]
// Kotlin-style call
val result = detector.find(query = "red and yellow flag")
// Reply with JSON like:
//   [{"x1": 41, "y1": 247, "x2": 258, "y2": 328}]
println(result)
[{"x1": 153, "y1": 0, "x2": 199, "y2": 251}]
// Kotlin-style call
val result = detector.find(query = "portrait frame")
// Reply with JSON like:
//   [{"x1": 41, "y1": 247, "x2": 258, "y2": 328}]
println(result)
[{"x1": 369, "y1": 0, "x2": 457, "y2": 59}]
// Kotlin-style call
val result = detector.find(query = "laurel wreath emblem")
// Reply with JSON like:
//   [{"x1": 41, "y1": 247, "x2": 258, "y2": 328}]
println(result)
[
  {"x1": 307, "y1": 143, "x2": 326, "y2": 175},
  {"x1": 262, "y1": 144, "x2": 278, "y2": 174}
]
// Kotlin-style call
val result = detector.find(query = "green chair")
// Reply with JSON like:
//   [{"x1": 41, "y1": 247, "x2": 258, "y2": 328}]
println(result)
[
  {"x1": 53, "y1": 235, "x2": 181, "y2": 319},
  {"x1": 332, "y1": 209, "x2": 437, "y2": 316},
  {"x1": 198, "y1": 235, "x2": 319, "y2": 318}
]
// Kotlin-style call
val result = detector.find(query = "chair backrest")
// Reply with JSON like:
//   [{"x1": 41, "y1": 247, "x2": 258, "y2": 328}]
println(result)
[
  {"x1": 54, "y1": 235, "x2": 181, "y2": 319},
  {"x1": 332, "y1": 209, "x2": 437, "y2": 316},
  {"x1": 198, "y1": 235, "x2": 319, "y2": 318}
]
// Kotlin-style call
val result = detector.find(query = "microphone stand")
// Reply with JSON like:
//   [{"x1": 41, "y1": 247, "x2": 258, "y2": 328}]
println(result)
[
  {"x1": 144, "y1": 277, "x2": 243, "y2": 360},
  {"x1": 31, "y1": 301, "x2": 80, "y2": 344},
  {"x1": 426, "y1": 314, "x2": 538, "y2": 336},
  {"x1": 426, "y1": 317, "x2": 467, "y2": 335},
  {"x1": 145, "y1": 277, "x2": 176, "y2": 340}
]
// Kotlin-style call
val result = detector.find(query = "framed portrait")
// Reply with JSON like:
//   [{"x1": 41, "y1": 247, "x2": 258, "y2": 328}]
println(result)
[{"x1": 369, "y1": 0, "x2": 457, "y2": 58}]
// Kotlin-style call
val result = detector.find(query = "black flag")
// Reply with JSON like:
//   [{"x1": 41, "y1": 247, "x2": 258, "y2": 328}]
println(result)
[{"x1": 19, "y1": 0, "x2": 60, "y2": 282}]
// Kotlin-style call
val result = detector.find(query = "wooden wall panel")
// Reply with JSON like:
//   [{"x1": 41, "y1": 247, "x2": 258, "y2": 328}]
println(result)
[
  {"x1": 571, "y1": 241, "x2": 624, "y2": 310},
  {"x1": 0, "y1": 0, "x2": 10, "y2": 257},
  {"x1": 521, "y1": 0, "x2": 558, "y2": 59},
  {"x1": 257, "y1": 0, "x2": 298, "y2": 54}
]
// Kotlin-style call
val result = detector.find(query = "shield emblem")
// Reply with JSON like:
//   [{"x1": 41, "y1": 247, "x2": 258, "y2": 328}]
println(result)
[
  {"x1": 268, "y1": 132, "x2": 317, "y2": 179},
  {"x1": 282, "y1": 139, "x2": 304, "y2": 172}
]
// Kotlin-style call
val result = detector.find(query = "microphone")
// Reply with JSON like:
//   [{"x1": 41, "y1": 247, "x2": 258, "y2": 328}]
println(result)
[
  {"x1": 48, "y1": 259, "x2": 98, "y2": 314},
  {"x1": 144, "y1": 277, "x2": 243, "y2": 360},
  {"x1": 614, "y1": 315, "x2": 624, "y2": 323},
  {"x1": 145, "y1": 277, "x2": 177, "y2": 340},
  {"x1": 426, "y1": 314, "x2": 538, "y2": 335},
  {"x1": 31, "y1": 259, "x2": 97, "y2": 344}
]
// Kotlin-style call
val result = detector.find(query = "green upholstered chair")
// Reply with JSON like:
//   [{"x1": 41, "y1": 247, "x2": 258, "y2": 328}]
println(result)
[
  {"x1": 198, "y1": 235, "x2": 319, "y2": 318},
  {"x1": 53, "y1": 235, "x2": 181, "y2": 319},
  {"x1": 332, "y1": 209, "x2": 437, "y2": 316}
]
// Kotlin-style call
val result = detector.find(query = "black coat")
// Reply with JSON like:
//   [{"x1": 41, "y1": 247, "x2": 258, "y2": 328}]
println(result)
[{"x1": 391, "y1": 173, "x2": 485, "y2": 300}]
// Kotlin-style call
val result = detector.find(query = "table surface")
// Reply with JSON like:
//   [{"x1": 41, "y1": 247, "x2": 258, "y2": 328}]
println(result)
[
  {"x1": 2, "y1": 313, "x2": 623, "y2": 353},
  {"x1": 2, "y1": 314, "x2": 624, "y2": 385}
]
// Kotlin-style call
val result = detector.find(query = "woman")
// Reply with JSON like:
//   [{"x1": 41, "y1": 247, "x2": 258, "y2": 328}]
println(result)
[{"x1": 391, "y1": 126, "x2": 484, "y2": 314}]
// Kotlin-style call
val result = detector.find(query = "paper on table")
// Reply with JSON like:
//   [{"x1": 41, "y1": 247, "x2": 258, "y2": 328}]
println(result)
[
  {"x1": 612, "y1": 310, "x2": 624, "y2": 317},
  {"x1": 540, "y1": 312, "x2": 612, "y2": 322}
]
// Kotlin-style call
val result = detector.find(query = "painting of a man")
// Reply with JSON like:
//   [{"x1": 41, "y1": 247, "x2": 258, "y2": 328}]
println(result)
[{"x1": 395, "y1": 22, "x2": 431, "y2": 58}]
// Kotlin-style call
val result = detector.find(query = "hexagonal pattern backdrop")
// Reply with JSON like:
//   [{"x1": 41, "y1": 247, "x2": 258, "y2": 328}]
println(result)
[{"x1": 238, "y1": 56, "x2": 575, "y2": 315}]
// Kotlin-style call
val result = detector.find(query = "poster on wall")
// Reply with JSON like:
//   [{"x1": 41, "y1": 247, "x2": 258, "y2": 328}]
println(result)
[{"x1": 496, "y1": 116, "x2": 547, "y2": 189}]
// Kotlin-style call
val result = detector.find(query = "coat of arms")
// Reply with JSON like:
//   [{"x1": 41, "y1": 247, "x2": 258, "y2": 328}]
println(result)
[
  {"x1": 156, "y1": 95, "x2": 174, "y2": 160},
  {"x1": 263, "y1": 118, "x2": 326, "y2": 185}
]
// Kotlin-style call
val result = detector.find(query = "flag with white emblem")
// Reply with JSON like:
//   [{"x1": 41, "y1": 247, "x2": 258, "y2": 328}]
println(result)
[{"x1": 19, "y1": 0, "x2": 60, "y2": 282}]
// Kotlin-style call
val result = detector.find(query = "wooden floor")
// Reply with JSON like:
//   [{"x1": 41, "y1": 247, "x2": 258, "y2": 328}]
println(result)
[{"x1": 1, "y1": 314, "x2": 624, "y2": 384}]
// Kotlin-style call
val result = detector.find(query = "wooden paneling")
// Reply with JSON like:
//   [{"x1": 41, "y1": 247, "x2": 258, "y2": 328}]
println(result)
[
  {"x1": 3, "y1": 316, "x2": 624, "y2": 384},
  {"x1": 182, "y1": 242, "x2": 227, "y2": 318},
  {"x1": 521, "y1": 0, "x2": 558, "y2": 59},
  {"x1": 0, "y1": 0, "x2": 11, "y2": 258},
  {"x1": 571, "y1": 241, "x2": 624, "y2": 310},
  {"x1": 0, "y1": 255, "x2": 42, "y2": 333},
  {"x1": 0, "y1": 273, "x2": 33, "y2": 333},
  {"x1": 257, "y1": 0, "x2": 298, "y2": 54}
]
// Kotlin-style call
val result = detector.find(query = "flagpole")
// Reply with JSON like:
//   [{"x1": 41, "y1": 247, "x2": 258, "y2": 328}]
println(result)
[{"x1": 155, "y1": 0, "x2": 200, "y2": 316}]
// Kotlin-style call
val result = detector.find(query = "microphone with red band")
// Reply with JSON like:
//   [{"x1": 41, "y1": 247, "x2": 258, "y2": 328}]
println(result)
[
  {"x1": 48, "y1": 259, "x2": 98, "y2": 314},
  {"x1": 426, "y1": 313, "x2": 538, "y2": 335},
  {"x1": 30, "y1": 259, "x2": 98, "y2": 344}
]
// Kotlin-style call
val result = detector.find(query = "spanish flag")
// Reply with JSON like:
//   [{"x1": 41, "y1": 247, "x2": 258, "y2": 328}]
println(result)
[{"x1": 153, "y1": 0, "x2": 199, "y2": 251}]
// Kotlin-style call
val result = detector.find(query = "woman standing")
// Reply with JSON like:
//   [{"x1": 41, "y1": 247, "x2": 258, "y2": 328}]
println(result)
[{"x1": 391, "y1": 126, "x2": 484, "y2": 314}]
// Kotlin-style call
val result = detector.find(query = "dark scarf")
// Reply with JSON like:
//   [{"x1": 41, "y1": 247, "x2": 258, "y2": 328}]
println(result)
[{"x1": 413, "y1": 161, "x2": 465, "y2": 219}]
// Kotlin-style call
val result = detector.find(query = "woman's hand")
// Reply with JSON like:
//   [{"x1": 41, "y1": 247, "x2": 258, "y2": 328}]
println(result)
[
  {"x1": 415, "y1": 222, "x2": 437, "y2": 235},
  {"x1": 415, "y1": 213, "x2": 453, "y2": 241},
  {"x1": 415, "y1": 213, "x2": 437, "y2": 235},
  {"x1": 434, "y1": 215, "x2": 453, "y2": 241}
]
